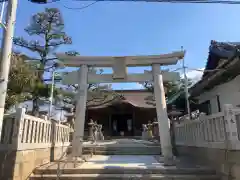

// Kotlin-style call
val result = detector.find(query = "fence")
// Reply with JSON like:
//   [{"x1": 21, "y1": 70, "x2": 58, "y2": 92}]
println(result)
[
  {"x1": 174, "y1": 104, "x2": 240, "y2": 149},
  {"x1": 0, "y1": 108, "x2": 72, "y2": 151}
]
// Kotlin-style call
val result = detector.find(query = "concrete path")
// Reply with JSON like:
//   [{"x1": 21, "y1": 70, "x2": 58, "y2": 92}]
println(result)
[
  {"x1": 79, "y1": 139, "x2": 205, "y2": 169},
  {"x1": 83, "y1": 138, "x2": 159, "y2": 147},
  {"x1": 80, "y1": 155, "x2": 161, "y2": 169},
  {"x1": 81, "y1": 139, "x2": 161, "y2": 168}
]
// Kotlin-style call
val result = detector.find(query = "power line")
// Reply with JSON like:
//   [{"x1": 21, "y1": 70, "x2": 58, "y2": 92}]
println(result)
[
  {"x1": 171, "y1": 67, "x2": 223, "y2": 73},
  {"x1": 57, "y1": 0, "x2": 100, "y2": 10},
  {"x1": 154, "y1": 0, "x2": 240, "y2": 4},
  {"x1": 187, "y1": 67, "x2": 225, "y2": 72},
  {"x1": 70, "y1": 0, "x2": 240, "y2": 5},
  {"x1": 25, "y1": 0, "x2": 240, "y2": 5}
]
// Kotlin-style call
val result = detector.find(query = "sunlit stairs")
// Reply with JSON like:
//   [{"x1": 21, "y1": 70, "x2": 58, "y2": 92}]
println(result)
[
  {"x1": 82, "y1": 146, "x2": 161, "y2": 155},
  {"x1": 30, "y1": 160, "x2": 221, "y2": 180}
]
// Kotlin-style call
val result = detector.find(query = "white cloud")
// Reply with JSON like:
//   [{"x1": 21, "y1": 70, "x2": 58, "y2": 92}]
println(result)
[{"x1": 181, "y1": 68, "x2": 204, "y2": 83}]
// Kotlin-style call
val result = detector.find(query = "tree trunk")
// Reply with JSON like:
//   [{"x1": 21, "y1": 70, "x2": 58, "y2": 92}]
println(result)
[
  {"x1": 32, "y1": 97, "x2": 40, "y2": 116},
  {"x1": 32, "y1": 68, "x2": 45, "y2": 116}
]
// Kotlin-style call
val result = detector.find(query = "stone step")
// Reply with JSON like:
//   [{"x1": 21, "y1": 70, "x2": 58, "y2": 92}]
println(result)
[
  {"x1": 83, "y1": 150, "x2": 161, "y2": 155},
  {"x1": 33, "y1": 166, "x2": 217, "y2": 175},
  {"x1": 65, "y1": 146, "x2": 162, "y2": 155},
  {"x1": 30, "y1": 174, "x2": 220, "y2": 180},
  {"x1": 83, "y1": 147, "x2": 161, "y2": 151}
]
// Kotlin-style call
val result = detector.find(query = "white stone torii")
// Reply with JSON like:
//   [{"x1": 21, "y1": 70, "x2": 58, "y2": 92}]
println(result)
[{"x1": 56, "y1": 51, "x2": 185, "y2": 165}]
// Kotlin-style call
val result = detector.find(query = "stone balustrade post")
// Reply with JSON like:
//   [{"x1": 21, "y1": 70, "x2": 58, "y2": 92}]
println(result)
[
  {"x1": 50, "y1": 120, "x2": 57, "y2": 162},
  {"x1": 98, "y1": 124, "x2": 104, "y2": 141},
  {"x1": 223, "y1": 104, "x2": 239, "y2": 148},
  {"x1": 199, "y1": 113, "x2": 206, "y2": 143},
  {"x1": 88, "y1": 120, "x2": 94, "y2": 141},
  {"x1": 12, "y1": 108, "x2": 26, "y2": 150}
]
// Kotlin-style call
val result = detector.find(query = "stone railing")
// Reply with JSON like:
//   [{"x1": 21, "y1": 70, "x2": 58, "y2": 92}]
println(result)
[
  {"x1": 174, "y1": 104, "x2": 240, "y2": 149},
  {"x1": 0, "y1": 108, "x2": 73, "y2": 180},
  {"x1": 174, "y1": 104, "x2": 240, "y2": 180},
  {"x1": 0, "y1": 108, "x2": 72, "y2": 151}
]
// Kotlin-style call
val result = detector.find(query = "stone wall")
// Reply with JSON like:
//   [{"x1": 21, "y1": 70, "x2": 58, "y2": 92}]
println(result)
[
  {"x1": 174, "y1": 104, "x2": 240, "y2": 180},
  {"x1": 177, "y1": 146, "x2": 240, "y2": 180},
  {"x1": 0, "y1": 108, "x2": 72, "y2": 180},
  {"x1": 0, "y1": 145, "x2": 69, "y2": 180}
]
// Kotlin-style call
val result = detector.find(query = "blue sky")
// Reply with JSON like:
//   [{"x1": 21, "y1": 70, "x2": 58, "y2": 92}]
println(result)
[{"x1": 3, "y1": 1, "x2": 240, "y2": 89}]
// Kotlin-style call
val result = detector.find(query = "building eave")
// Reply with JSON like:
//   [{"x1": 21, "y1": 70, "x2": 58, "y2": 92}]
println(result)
[
  {"x1": 190, "y1": 56, "x2": 240, "y2": 97},
  {"x1": 189, "y1": 40, "x2": 240, "y2": 98}
]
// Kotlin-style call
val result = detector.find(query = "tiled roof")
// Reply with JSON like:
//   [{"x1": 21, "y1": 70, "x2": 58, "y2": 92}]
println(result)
[
  {"x1": 203, "y1": 40, "x2": 238, "y2": 78},
  {"x1": 190, "y1": 40, "x2": 240, "y2": 97},
  {"x1": 88, "y1": 91, "x2": 155, "y2": 109}
]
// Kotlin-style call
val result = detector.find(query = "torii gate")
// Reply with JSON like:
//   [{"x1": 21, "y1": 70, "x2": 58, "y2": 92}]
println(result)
[{"x1": 56, "y1": 50, "x2": 185, "y2": 164}]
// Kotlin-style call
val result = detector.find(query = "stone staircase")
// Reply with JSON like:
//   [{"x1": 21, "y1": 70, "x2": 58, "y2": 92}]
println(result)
[
  {"x1": 30, "y1": 155, "x2": 220, "y2": 180},
  {"x1": 29, "y1": 139, "x2": 221, "y2": 180},
  {"x1": 66, "y1": 139, "x2": 162, "y2": 155},
  {"x1": 82, "y1": 146, "x2": 161, "y2": 155}
]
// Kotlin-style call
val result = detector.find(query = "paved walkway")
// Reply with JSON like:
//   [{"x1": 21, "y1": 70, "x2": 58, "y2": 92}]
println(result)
[
  {"x1": 83, "y1": 138, "x2": 159, "y2": 147},
  {"x1": 37, "y1": 139, "x2": 208, "y2": 171},
  {"x1": 81, "y1": 139, "x2": 162, "y2": 169},
  {"x1": 80, "y1": 155, "x2": 160, "y2": 169}
]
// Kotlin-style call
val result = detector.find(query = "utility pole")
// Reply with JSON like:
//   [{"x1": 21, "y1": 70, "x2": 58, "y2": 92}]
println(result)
[
  {"x1": 0, "y1": 1, "x2": 6, "y2": 23},
  {"x1": 0, "y1": 0, "x2": 18, "y2": 138},
  {"x1": 181, "y1": 46, "x2": 191, "y2": 119},
  {"x1": 48, "y1": 70, "x2": 55, "y2": 120}
]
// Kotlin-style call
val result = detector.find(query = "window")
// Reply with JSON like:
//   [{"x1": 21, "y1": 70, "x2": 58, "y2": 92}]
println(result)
[{"x1": 199, "y1": 100, "x2": 211, "y2": 115}]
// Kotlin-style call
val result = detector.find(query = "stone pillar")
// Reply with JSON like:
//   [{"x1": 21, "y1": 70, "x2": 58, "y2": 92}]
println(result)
[
  {"x1": 223, "y1": 104, "x2": 239, "y2": 146},
  {"x1": 152, "y1": 64, "x2": 173, "y2": 165},
  {"x1": 88, "y1": 120, "x2": 94, "y2": 141},
  {"x1": 72, "y1": 65, "x2": 88, "y2": 157},
  {"x1": 13, "y1": 108, "x2": 26, "y2": 149},
  {"x1": 152, "y1": 121, "x2": 159, "y2": 140}
]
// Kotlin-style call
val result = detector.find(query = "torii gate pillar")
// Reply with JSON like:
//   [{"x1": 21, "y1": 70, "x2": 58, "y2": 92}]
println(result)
[
  {"x1": 153, "y1": 64, "x2": 173, "y2": 165},
  {"x1": 72, "y1": 65, "x2": 88, "y2": 158}
]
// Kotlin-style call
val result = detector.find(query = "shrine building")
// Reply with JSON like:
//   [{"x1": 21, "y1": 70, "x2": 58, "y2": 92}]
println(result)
[{"x1": 85, "y1": 89, "x2": 157, "y2": 137}]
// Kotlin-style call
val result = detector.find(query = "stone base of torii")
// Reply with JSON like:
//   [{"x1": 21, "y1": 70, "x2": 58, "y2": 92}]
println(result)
[{"x1": 56, "y1": 51, "x2": 185, "y2": 165}]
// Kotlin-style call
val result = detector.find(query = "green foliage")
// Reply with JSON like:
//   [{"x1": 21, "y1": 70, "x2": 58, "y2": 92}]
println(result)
[
  {"x1": 142, "y1": 78, "x2": 193, "y2": 99},
  {"x1": 13, "y1": 8, "x2": 71, "y2": 65},
  {"x1": 5, "y1": 54, "x2": 37, "y2": 111},
  {"x1": 141, "y1": 78, "x2": 193, "y2": 112},
  {"x1": 31, "y1": 82, "x2": 50, "y2": 98},
  {"x1": 13, "y1": 8, "x2": 72, "y2": 115},
  {"x1": 54, "y1": 78, "x2": 122, "y2": 115}
]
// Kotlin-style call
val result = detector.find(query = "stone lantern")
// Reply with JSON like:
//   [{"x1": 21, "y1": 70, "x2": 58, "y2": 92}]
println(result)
[
  {"x1": 88, "y1": 119, "x2": 95, "y2": 141},
  {"x1": 168, "y1": 105, "x2": 183, "y2": 156}
]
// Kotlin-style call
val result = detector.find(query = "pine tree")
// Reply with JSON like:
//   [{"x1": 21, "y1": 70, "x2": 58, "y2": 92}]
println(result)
[{"x1": 13, "y1": 8, "x2": 72, "y2": 115}]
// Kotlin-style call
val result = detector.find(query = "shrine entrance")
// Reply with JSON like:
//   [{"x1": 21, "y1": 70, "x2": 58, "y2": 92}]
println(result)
[
  {"x1": 56, "y1": 51, "x2": 185, "y2": 164},
  {"x1": 111, "y1": 114, "x2": 133, "y2": 136}
]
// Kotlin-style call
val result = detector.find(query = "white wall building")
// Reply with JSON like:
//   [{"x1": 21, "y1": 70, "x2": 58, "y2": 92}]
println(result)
[
  {"x1": 190, "y1": 40, "x2": 240, "y2": 115},
  {"x1": 196, "y1": 75, "x2": 240, "y2": 114}
]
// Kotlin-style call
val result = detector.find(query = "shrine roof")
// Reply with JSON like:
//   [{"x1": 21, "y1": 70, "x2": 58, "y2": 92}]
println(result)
[
  {"x1": 87, "y1": 90, "x2": 155, "y2": 109},
  {"x1": 190, "y1": 40, "x2": 240, "y2": 97}
]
